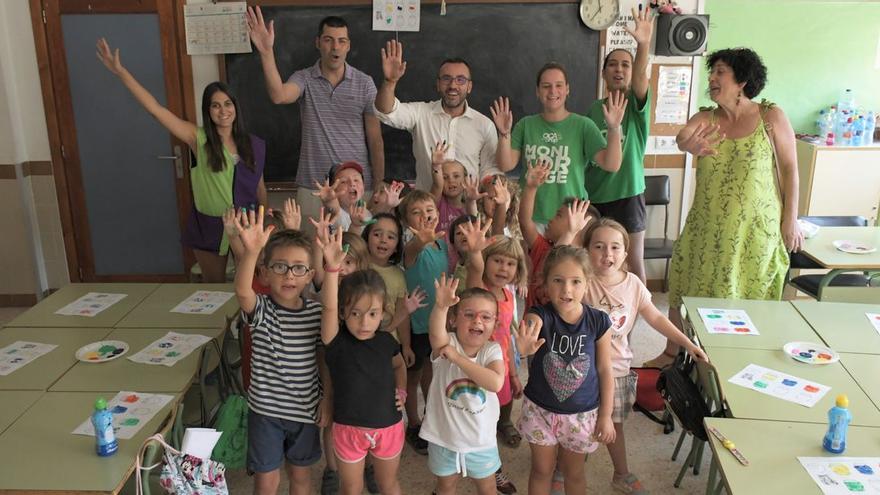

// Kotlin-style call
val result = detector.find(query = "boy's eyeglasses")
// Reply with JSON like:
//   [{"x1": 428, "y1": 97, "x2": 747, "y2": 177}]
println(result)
[
  {"x1": 438, "y1": 75, "x2": 470, "y2": 85},
  {"x1": 267, "y1": 262, "x2": 311, "y2": 277},
  {"x1": 459, "y1": 310, "x2": 496, "y2": 325}
]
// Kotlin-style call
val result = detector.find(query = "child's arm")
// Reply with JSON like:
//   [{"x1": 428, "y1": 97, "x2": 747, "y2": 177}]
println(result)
[
  {"x1": 347, "y1": 201, "x2": 370, "y2": 235},
  {"x1": 556, "y1": 199, "x2": 593, "y2": 246},
  {"x1": 594, "y1": 330, "x2": 617, "y2": 444},
  {"x1": 430, "y1": 141, "x2": 447, "y2": 201},
  {"x1": 507, "y1": 338, "x2": 523, "y2": 398},
  {"x1": 640, "y1": 303, "x2": 709, "y2": 363},
  {"x1": 461, "y1": 218, "x2": 493, "y2": 290},
  {"x1": 440, "y1": 344, "x2": 505, "y2": 393},
  {"x1": 397, "y1": 314, "x2": 416, "y2": 367},
  {"x1": 388, "y1": 289, "x2": 427, "y2": 333},
  {"x1": 490, "y1": 180, "x2": 511, "y2": 237},
  {"x1": 403, "y1": 215, "x2": 443, "y2": 268},
  {"x1": 592, "y1": 92, "x2": 626, "y2": 173},
  {"x1": 233, "y1": 207, "x2": 275, "y2": 315},
  {"x1": 518, "y1": 159, "x2": 551, "y2": 248},
  {"x1": 514, "y1": 314, "x2": 545, "y2": 358},
  {"x1": 429, "y1": 274, "x2": 459, "y2": 353},
  {"x1": 392, "y1": 352, "x2": 407, "y2": 411},
  {"x1": 317, "y1": 227, "x2": 346, "y2": 345},
  {"x1": 316, "y1": 346, "x2": 332, "y2": 427},
  {"x1": 372, "y1": 181, "x2": 405, "y2": 215},
  {"x1": 313, "y1": 178, "x2": 342, "y2": 218},
  {"x1": 96, "y1": 38, "x2": 197, "y2": 148},
  {"x1": 278, "y1": 197, "x2": 301, "y2": 230},
  {"x1": 309, "y1": 208, "x2": 336, "y2": 290}
]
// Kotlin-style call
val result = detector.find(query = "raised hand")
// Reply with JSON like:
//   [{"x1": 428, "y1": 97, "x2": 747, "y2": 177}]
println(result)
[
  {"x1": 524, "y1": 158, "x2": 552, "y2": 188},
  {"x1": 431, "y1": 140, "x2": 450, "y2": 168},
  {"x1": 235, "y1": 205, "x2": 275, "y2": 254},
  {"x1": 315, "y1": 222, "x2": 345, "y2": 269},
  {"x1": 280, "y1": 197, "x2": 301, "y2": 230},
  {"x1": 245, "y1": 6, "x2": 275, "y2": 55},
  {"x1": 312, "y1": 178, "x2": 339, "y2": 204},
  {"x1": 222, "y1": 207, "x2": 240, "y2": 239},
  {"x1": 603, "y1": 90, "x2": 629, "y2": 129},
  {"x1": 565, "y1": 199, "x2": 593, "y2": 234},
  {"x1": 349, "y1": 200, "x2": 371, "y2": 227},
  {"x1": 514, "y1": 317, "x2": 545, "y2": 357},
  {"x1": 491, "y1": 178, "x2": 511, "y2": 207},
  {"x1": 624, "y1": 5, "x2": 654, "y2": 46},
  {"x1": 464, "y1": 175, "x2": 487, "y2": 203},
  {"x1": 96, "y1": 38, "x2": 124, "y2": 76},
  {"x1": 489, "y1": 97, "x2": 513, "y2": 135},
  {"x1": 385, "y1": 181, "x2": 405, "y2": 209},
  {"x1": 308, "y1": 207, "x2": 338, "y2": 239},
  {"x1": 381, "y1": 40, "x2": 407, "y2": 83},
  {"x1": 404, "y1": 287, "x2": 428, "y2": 314},
  {"x1": 433, "y1": 273, "x2": 461, "y2": 309},
  {"x1": 680, "y1": 122, "x2": 725, "y2": 156},
  {"x1": 408, "y1": 215, "x2": 445, "y2": 246},
  {"x1": 459, "y1": 217, "x2": 494, "y2": 254}
]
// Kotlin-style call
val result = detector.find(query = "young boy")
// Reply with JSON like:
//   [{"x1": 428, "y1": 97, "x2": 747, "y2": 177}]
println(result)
[
  {"x1": 400, "y1": 190, "x2": 448, "y2": 455},
  {"x1": 233, "y1": 207, "x2": 330, "y2": 495},
  {"x1": 314, "y1": 161, "x2": 370, "y2": 233}
]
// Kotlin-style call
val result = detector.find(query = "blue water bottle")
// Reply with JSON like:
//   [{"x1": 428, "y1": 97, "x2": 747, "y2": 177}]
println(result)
[
  {"x1": 822, "y1": 394, "x2": 851, "y2": 454},
  {"x1": 91, "y1": 397, "x2": 118, "y2": 457}
]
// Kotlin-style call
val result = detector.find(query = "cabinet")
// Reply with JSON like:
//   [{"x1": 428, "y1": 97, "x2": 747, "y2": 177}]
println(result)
[{"x1": 796, "y1": 139, "x2": 880, "y2": 225}]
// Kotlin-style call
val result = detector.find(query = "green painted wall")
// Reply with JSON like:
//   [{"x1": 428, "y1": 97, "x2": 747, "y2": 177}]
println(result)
[{"x1": 699, "y1": 0, "x2": 880, "y2": 133}]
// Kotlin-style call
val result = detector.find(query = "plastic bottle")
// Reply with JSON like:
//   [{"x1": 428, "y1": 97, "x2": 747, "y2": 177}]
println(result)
[
  {"x1": 825, "y1": 132, "x2": 835, "y2": 146},
  {"x1": 815, "y1": 109, "x2": 827, "y2": 136},
  {"x1": 91, "y1": 397, "x2": 118, "y2": 457},
  {"x1": 864, "y1": 111, "x2": 876, "y2": 146},
  {"x1": 823, "y1": 394, "x2": 851, "y2": 454},
  {"x1": 840, "y1": 117, "x2": 854, "y2": 146},
  {"x1": 838, "y1": 89, "x2": 856, "y2": 115},
  {"x1": 852, "y1": 116, "x2": 864, "y2": 147}
]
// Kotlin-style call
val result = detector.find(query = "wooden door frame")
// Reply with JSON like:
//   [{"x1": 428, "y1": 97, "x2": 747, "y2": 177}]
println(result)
[{"x1": 29, "y1": 0, "x2": 197, "y2": 282}]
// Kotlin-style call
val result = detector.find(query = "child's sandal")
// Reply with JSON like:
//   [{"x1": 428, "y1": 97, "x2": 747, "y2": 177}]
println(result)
[{"x1": 497, "y1": 421, "x2": 521, "y2": 448}]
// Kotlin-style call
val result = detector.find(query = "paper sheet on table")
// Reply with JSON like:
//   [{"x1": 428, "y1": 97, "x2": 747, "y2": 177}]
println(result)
[
  {"x1": 170, "y1": 291, "x2": 234, "y2": 315},
  {"x1": 866, "y1": 313, "x2": 880, "y2": 337},
  {"x1": 0, "y1": 341, "x2": 57, "y2": 376},
  {"x1": 55, "y1": 293, "x2": 127, "y2": 317},
  {"x1": 798, "y1": 457, "x2": 880, "y2": 494},
  {"x1": 72, "y1": 391, "x2": 174, "y2": 440},
  {"x1": 182, "y1": 428, "x2": 223, "y2": 459},
  {"x1": 127, "y1": 332, "x2": 211, "y2": 367},
  {"x1": 698, "y1": 308, "x2": 760, "y2": 335},
  {"x1": 728, "y1": 363, "x2": 830, "y2": 408}
]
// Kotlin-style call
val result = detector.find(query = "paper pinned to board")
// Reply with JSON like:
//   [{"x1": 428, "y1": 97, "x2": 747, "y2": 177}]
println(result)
[{"x1": 373, "y1": 0, "x2": 420, "y2": 32}]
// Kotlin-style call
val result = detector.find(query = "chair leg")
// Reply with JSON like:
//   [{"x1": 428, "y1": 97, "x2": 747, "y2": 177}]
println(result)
[
  {"x1": 671, "y1": 430, "x2": 687, "y2": 461},
  {"x1": 674, "y1": 441, "x2": 696, "y2": 488},
  {"x1": 692, "y1": 440, "x2": 705, "y2": 475},
  {"x1": 663, "y1": 258, "x2": 670, "y2": 292},
  {"x1": 706, "y1": 457, "x2": 718, "y2": 495}
]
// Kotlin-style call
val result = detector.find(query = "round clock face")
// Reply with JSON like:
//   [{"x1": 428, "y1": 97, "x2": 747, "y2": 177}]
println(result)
[{"x1": 579, "y1": 0, "x2": 620, "y2": 30}]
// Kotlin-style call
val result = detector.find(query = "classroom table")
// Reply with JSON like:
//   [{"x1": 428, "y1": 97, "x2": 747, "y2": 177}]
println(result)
[
  {"x1": 682, "y1": 297, "x2": 821, "y2": 350},
  {"x1": 800, "y1": 226, "x2": 880, "y2": 269},
  {"x1": 0, "y1": 327, "x2": 113, "y2": 391},
  {"x1": 704, "y1": 417, "x2": 880, "y2": 495},
  {"x1": 49, "y1": 327, "x2": 223, "y2": 393},
  {"x1": 0, "y1": 391, "x2": 176, "y2": 494},
  {"x1": 5, "y1": 283, "x2": 159, "y2": 328},
  {"x1": 708, "y1": 347, "x2": 880, "y2": 426},
  {"x1": 114, "y1": 283, "x2": 239, "y2": 329},
  {"x1": 840, "y1": 353, "x2": 880, "y2": 411},
  {"x1": 791, "y1": 300, "x2": 880, "y2": 355},
  {"x1": 0, "y1": 391, "x2": 43, "y2": 435}
]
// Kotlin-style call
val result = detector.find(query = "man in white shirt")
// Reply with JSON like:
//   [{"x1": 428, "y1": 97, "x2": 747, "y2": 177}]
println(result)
[{"x1": 374, "y1": 40, "x2": 511, "y2": 192}]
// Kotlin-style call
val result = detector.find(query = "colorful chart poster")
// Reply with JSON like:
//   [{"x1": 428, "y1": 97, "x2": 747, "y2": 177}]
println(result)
[
  {"x1": 127, "y1": 332, "x2": 212, "y2": 367},
  {"x1": 798, "y1": 457, "x2": 880, "y2": 494},
  {"x1": 170, "y1": 291, "x2": 234, "y2": 315},
  {"x1": 655, "y1": 66, "x2": 691, "y2": 124},
  {"x1": 372, "y1": 0, "x2": 420, "y2": 32},
  {"x1": 73, "y1": 391, "x2": 174, "y2": 440},
  {"x1": 698, "y1": 308, "x2": 760, "y2": 335},
  {"x1": 0, "y1": 341, "x2": 57, "y2": 376},
  {"x1": 728, "y1": 364, "x2": 830, "y2": 408},
  {"x1": 54, "y1": 293, "x2": 127, "y2": 317},
  {"x1": 866, "y1": 313, "x2": 880, "y2": 337}
]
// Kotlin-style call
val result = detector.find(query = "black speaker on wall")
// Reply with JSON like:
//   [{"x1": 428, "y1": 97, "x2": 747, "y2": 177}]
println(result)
[{"x1": 655, "y1": 14, "x2": 709, "y2": 56}]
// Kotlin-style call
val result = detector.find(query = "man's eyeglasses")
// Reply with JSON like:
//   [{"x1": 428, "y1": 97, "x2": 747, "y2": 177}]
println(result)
[
  {"x1": 459, "y1": 310, "x2": 496, "y2": 325},
  {"x1": 267, "y1": 262, "x2": 311, "y2": 277},
  {"x1": 438, "y1": 75, "x2": 470, "y2": 85}
]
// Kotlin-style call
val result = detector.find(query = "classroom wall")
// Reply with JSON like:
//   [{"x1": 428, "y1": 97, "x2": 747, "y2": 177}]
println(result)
[
  {"x1": 0, "y1": 1, "x2": 69, "y2": 304},
  {"x1": 701, "y1": 0, "x2": 880, "y2": 133}
]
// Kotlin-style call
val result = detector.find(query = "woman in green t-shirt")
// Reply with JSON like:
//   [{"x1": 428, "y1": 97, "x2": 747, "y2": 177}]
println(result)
[{"x1": 491, "y1": 62, "x2": 626, "y2": 227}]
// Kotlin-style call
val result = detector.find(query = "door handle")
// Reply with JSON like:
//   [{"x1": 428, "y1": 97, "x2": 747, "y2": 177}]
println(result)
[
  {"x1": 156, "y1": 155, "x2": 180, "y2": 160},
  {"x1": 158, "y1": 146, "x2": 185, "y2": 178}
]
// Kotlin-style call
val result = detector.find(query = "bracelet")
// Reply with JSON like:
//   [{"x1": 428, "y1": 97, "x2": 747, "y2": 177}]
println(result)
[
  {"x1": 396, "y1": 388, "x2": 408, "y2": 402},
  {"x1": 607, "y1": 125, "x2": 622, "y2": 133},
  {"x1": 499, "y1": 132, "x2": 511, "y2": 139},
  {"x1": 323, "y1": 265, "x2": 342, "y2": 273}
]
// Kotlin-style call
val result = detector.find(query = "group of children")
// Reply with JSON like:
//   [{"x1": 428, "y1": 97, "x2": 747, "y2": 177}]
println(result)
[{"x1": 228, "y1": 148, "x2": 708, "y2": 495}]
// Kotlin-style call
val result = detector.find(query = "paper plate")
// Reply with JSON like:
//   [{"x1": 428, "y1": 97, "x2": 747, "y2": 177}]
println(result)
[
  {"x1": 75, "y1": 340, "x2": 129, "y2": 363},
  {"x1": 832, "y1": 240, "x2": 877, "y2": 254},
  {"x1": 783, "y1": 341, "x2": 839, "y2": 365}
]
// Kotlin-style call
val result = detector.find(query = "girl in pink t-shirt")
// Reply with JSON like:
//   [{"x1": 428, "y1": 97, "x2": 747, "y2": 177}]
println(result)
[
  {"x1": 429, "y1": 141, "x2": 482, "y2": 236},
  {"x1": 583, "y1": 218, "x2": 708, "y2": 494}
]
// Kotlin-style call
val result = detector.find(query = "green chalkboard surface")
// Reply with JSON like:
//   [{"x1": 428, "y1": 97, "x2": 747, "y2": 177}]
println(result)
[{"x1": 225, "y1": 3, "x2": 599, "y2": 184}]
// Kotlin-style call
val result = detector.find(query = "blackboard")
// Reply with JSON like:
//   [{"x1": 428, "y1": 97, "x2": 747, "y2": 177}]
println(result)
[{"x1": 225, "y1": 2, "x2": 599, "y2": 184}]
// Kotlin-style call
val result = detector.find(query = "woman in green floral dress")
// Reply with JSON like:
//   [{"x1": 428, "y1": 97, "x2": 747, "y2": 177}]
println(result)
[{"x1": 645, "y1": 48, "x2": 803, "y2": 367}]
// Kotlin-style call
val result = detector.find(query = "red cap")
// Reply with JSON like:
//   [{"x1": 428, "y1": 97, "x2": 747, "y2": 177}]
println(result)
[{"x1": 328, "y1": 161, "x2": 364, "y2": 182}]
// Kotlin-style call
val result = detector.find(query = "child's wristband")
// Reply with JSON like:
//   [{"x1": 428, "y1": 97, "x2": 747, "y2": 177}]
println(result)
[
  {"x1": 324, "y1": 265, "x2": 342, "y2": 273},
  {"x1": 396, "y1": 388, "x2": 408, "y2": 402}
]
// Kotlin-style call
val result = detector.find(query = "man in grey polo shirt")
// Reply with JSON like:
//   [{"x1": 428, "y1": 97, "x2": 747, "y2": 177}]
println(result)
[
  {"x1": 247, "y1": 8, "x2": 384, "y2": 228},
  {"x1": 374, "y1": 40, "x2": 511, "y2": 192}
]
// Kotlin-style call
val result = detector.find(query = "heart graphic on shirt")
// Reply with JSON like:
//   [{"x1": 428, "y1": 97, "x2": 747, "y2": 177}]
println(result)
[
  {"x1": 542, "y1": 353, "x2": 590, "y2": 403},
  {"x1": 611, "y1": 313, "x2": 627, "y2": 332}
]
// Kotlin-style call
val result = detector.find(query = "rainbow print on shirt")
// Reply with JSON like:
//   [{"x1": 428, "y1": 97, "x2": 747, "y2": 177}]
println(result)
[{"x1": 446, "y1": 378, "x2": 486, "y2": 404}]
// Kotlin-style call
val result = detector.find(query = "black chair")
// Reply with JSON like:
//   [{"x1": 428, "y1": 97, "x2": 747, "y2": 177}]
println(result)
[
  {"x1": 643, "y1": 175, "x2": 675, "y2": 291},
  {"x1": 788, "y1": 215, "x2": 873, "y2": 299}
]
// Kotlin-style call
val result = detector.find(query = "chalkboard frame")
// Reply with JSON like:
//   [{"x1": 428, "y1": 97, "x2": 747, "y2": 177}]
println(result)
[{"x1": 221, "y1": 0, "x2": 603, "y2": 188}]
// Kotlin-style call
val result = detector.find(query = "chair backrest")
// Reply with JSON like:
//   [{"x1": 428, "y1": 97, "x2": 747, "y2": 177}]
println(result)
[
  {"x1": 800, "y1": 215, "x2": 868, "y2": 227},
  {"x1": 644, "y1": 175, "x2": 671, "y2": 206}
]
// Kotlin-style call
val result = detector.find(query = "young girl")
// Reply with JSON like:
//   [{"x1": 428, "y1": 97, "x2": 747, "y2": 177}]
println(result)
[
  {"x1": 448, "y1": 214, "x2": 478, "y2": 283},
  {"x1": 97, "y1": 38, "x2": 266, "y2": 283},
  {"x1": 477, "y1": 174, "x2": 521, "y2": 240},
  {"x1": 430, "y1": 141, "x2": 481, "y2": 235},
  {"x1": 420, "y1": 274, "x2": 505, "y2": 495},
  {"x1": 460, "y1": 220, "x2": 528, "y2": 493},
  {"x1": 318, "y1": 228, "x2": 407, "y2": 495},
  {"x1": 515, "y1": 245, "x2": 616, "y2": 495},
  {"x1": 583, "y1": 218, "x2": 708, "y2": 494}
]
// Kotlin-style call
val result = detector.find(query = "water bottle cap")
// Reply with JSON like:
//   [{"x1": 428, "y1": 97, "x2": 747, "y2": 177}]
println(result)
[
  {"x1": 95, "y1": 397, "x2": 108, "y2": 410},
  {"x1": 836, "y1": 394, "x2": 849, "y2": 407}
]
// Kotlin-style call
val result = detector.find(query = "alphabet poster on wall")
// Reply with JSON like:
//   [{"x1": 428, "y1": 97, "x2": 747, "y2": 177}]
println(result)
[{"x1": 373, "y1": 0, "x2": 420, "y2": 32}]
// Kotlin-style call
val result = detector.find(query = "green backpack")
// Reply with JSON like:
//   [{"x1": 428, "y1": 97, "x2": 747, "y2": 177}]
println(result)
[{"x1": 208, "y1": 338, "x2": 248, "y2": 470}]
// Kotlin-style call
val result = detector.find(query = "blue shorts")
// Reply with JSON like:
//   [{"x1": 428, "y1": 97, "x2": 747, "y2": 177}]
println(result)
[
  {"x1": 247, "y1": 410, "x2": 321, "y2": 473},
  {"x1": 427, "y1": 442, "x2": 501, "y2": 480}
]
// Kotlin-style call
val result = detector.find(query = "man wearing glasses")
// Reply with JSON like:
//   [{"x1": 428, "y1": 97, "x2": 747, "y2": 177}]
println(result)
[{"x1": 374, "y1": 40, "x2": 510, "y2": 192}]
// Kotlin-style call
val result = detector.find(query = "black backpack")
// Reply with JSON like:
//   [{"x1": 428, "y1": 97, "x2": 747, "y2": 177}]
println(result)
[{"x1": 656, "y1": 353, "x2": 711, "y2": 441}]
